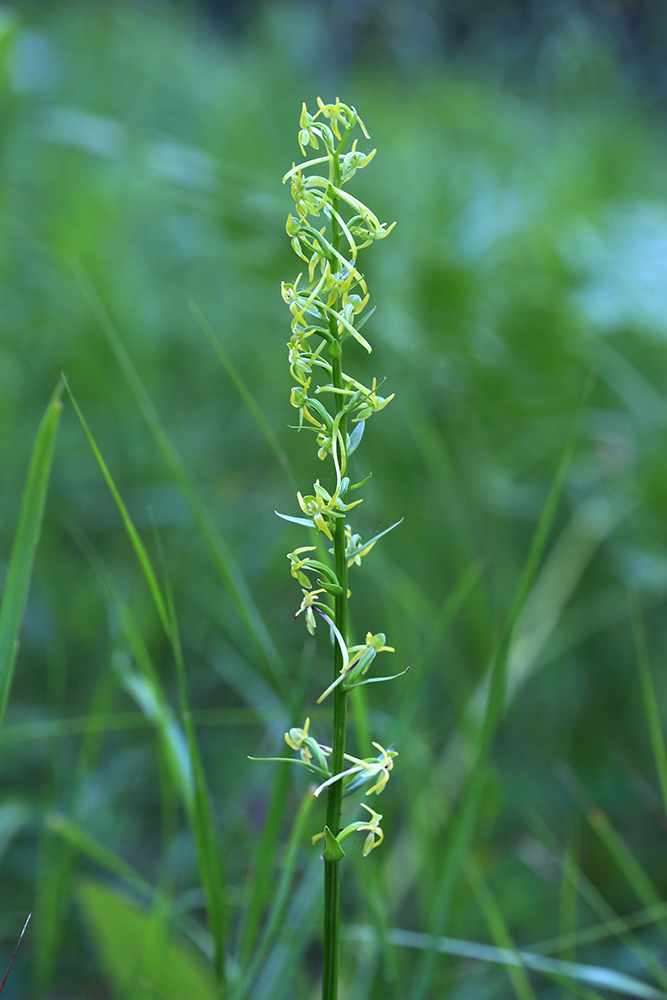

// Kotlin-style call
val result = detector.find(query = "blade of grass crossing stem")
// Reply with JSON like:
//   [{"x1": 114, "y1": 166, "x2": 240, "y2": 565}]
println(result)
[
  {"x1": 237, "y1": 763, "x2": 290, "y2": 968},
  {"x1": 0, "y1": 382, "x2": 62, "y2": 731},
  {"x1": 630, "y1": 595, "x2": 667, "y2": 814},
  {"x1": 535, "y1": 902, "x2": 667, "y2": 956},
  {"x1": 410, "y1": 381, "x2": 590, "y2": 1000},
  {"x1": 73, "y1": 267, "x2": 285, "y2": 695},
  {"x1": 189, "y1": 302, "x2": 296, "y2": 491},
  {"x1": 465, "y1": 856, "x2": 537, "y2": 1000},
  {"x1": 63, "y1": 380, "x2": 171, "y2": 638},
  {"x1": 350, "y1": 926, "x2": 666, "y2": 1000},
  {"x1": 234, "y1": 787, "x2": 316, "y2": 1000},
  {"x1": 163, "y1": 577, "x2": 227, "y2": 991}
]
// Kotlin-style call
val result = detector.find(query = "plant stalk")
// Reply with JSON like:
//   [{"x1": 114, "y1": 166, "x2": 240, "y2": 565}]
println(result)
[
  {"x1": 322, "y1": 150, "x2": 347, "y2": 1000},
  {"x1": 322, "y1": 356, "x2": 348, "y2": 1000}
]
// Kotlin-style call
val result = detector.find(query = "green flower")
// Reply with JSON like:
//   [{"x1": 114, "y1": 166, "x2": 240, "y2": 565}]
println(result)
[
  {"x1": 298, "y1": 102, "x2": 322, "y2": 156},
  {"x1": 357, "y1": 804, "x2": 384, "y2": 856},
  {"x1": 295, "y1": 587, "x2": 329, "y2": 634},
  {"x1": 313, "y1": 741, "x2": 397, "y2": 798},
  {"x1": 349, "y1": 632, "x2": 395, "y2": 658},
  {"x1": 312, "y1": 803, "x2": 384, "y2": 857},
  {"x1": 315, "y1": 96, "x2": 369, "y2": 141},
  {"x1": 285, "y1": 717, "x2": 313, "y2": 760},
  {"x1": 287, "y1": 546, "x2": 316, "y2": 588},
  {"x1": 352, "y1": 377, "x2": 395, "y2": 422},
  {"x1": 297, "y1": 480, "x2": 362, "y2": 541}
]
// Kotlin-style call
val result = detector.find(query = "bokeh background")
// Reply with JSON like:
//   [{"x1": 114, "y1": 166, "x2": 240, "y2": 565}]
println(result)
[{"x1": 4, "y1": 1, "x2": 667, "y2": 997}]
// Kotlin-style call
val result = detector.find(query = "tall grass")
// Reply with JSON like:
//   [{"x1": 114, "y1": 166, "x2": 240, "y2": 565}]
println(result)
[{"x1": 3, "y1": 3, "x2": 667, "y2": 999}]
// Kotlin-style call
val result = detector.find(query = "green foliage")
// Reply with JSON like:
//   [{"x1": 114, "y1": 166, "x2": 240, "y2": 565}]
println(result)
[
  {"x1": 77, "y1": 879, "x2": 218, "y2": 1000},
  {"x1": 3, "y1": 3, "x2": 667, "y2": 1000},
  {"x1": 0, "y1": 383, "x2": 62, "y2": 730}
]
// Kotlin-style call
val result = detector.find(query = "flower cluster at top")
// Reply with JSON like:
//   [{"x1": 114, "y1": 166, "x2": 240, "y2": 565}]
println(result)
[
  {"x1": 281, "y1": 99, "x2": 395, "y2": 481},
  {"x1": 277, "y1": 98, "x2": 399, "y2": 625},
  {"x1": 266, "y1": 100, "x2": 404, "y2": 860}
]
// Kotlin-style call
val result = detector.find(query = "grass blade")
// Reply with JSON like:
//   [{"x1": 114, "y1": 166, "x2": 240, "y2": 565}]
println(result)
[
  {"x1": 410, "y1": 379, "x2": 590, "y2": 1000},
  {"x1": 234, "y1": 786, "x2": 316, "y2": 999},
  {"x1": 73, "y1": 267, "x2": 286, "y2": 695},
  {"x1": 465, "y1": 856, "x2": 537, "y2": 1000},
  {"x1": 73, "y1": 517, "x2": 226, "y2": 991},
  {"x1": 630, "y1": 594, "x2": 667, "y2": 813},
  {"x1": 164, "y1": 586, "x2": 227, "y2": 992},
  {"x1": 189, "y1": 301, "x2": 296, "y2": 490},
  {"x1": 347, "y1": 925, "x2": 667, "y2": 1000},
  {"x1": 63, "y1": 379, "x2": 172, "y2": 637},
  {"x1": 526, "y1": 806, "x2": 667, "y2": 990},
  {"x1": 0, "y1": 382, "x2": 62, "y2": 731},
  {"x1": 236, "y1": 764, "x2": 291, "y2": 968}
]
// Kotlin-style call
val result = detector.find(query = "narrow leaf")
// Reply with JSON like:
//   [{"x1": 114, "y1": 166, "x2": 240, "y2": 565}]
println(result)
[
  {"x1": 190, "y1": 301, "x2": 295, "y2": 488},
  {"x1": 78, "y1": 879, "x2": 218, "y2": 1000},
  {"x1": 345, "y1": 665, "x2": 410, "y2": 691},
  {"x1": 275, "y1": 511, "x2": 316, "y2": 529},
  {"x1": 73, "y1": 268, "x2": 285, "y2": 695},
  {"x1": 346, "y1": 926, "x2": 666, "y2": 1000},
  {"x1": 347, "y1": 518, "x2": 403, "y2": 561},
  {"x1": 63, "y1": 379, "x2": 172, "y2": 638},
  {"x1": 630, "y1": 594, "x2": 667, "y2": 814},
  {"x1": 0, "y1": 382, "x2": 62, "y2": 731}
]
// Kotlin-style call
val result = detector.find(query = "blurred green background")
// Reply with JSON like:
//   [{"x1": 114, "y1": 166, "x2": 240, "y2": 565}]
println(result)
[{"x1": 4, "y1": 1, "x2": 667, "y2": 998}]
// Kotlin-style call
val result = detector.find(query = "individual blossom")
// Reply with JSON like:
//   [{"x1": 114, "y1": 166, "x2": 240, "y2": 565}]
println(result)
[
  {"x1": 340, "y1": 142, "x2": 376, "y2": 184},
  {"x1": 290, "y1": 379, "x2": 325, "y2": 431},
  {"x1": 287, "y1": 546, "x2": 317, "y2": 588},
  {"x1": 352, "y1": 378, "x2": 395, "y2": 422},
  {"x1": 312, "y1": 803, "x2": 384, "y2": 858},
  {"x1": 313, "y1": 742, "x2": 397, "y2": 798},
  {"x1": 295, "y1": 587, "x2": 329, "y2": 635},
  {"x1": 285, "y1": 717, "x2": 313, "y2": 761},
  {"x1": 297, "y1": 480, "x2": 362, "y2": 541},
  {"x1": 316, "y1": 631, "x2": 395, "y2": 703},
  {"x1": 315, "y1": 96, "x2": 354, "y2": 141},
  {"x1": 298, "y1": 102, "x2": 325, "y2": 156},
  {"x1": 356, "y1": 804, "x2": 384, "y2": 856},
  {"x1": 284, "y1": 717, "x2": 331, "y2": 773}
]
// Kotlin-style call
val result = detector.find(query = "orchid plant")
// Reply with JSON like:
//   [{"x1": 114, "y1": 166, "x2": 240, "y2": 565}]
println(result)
[{"x1": 253, "y1": 98, "x2": 405, "y2": 1000}]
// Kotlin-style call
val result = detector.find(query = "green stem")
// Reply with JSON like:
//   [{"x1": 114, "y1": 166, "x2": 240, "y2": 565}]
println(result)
[
  {"x1": 322, "y1": 148, "x2": 346, "y2": 1000},
  {"x1": 322, "y1": 358, "x2": 348, "y2": 1000}
]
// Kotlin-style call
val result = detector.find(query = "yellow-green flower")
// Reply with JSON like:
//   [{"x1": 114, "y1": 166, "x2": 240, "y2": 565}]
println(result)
[
  {"x1": 358, "y1": 804, "x2": 384, "y2": 856},
  {"x1": 295, "y1": 587, "x2": 327, "y2": 634},
  {"x1": 287, "y1": 546, "x2": 316, "y2": 588},
  {"x1": 311, "y1": 803, "x2": 384, "y2": 857},
  {"x1": 285, "y1": 717, "x2": 312, "y2": 761},
  {"x1": 313, "y1": 741, "x2": 397, "y2": 798}
]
